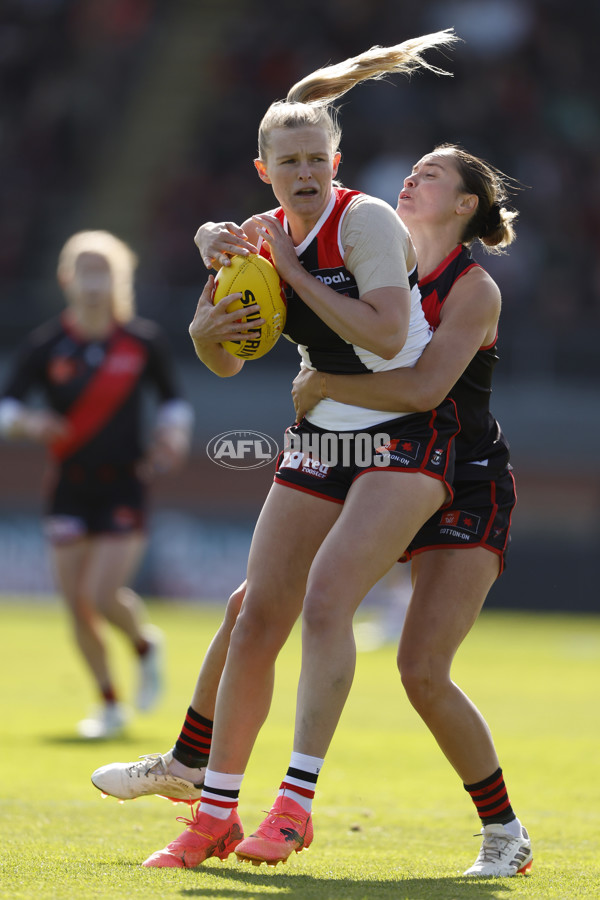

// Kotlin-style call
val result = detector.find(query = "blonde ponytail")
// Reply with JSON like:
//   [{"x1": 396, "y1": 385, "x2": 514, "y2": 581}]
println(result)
[
  {"x1": 286, "y1": 30, "x2": 458, "y2": 105},
  {"x1": 258, "y1": 30, "x2": 458, "y2": 160}
]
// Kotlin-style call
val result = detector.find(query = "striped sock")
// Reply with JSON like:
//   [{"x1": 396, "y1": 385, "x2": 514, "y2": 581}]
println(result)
[
  {"x1": 173, "y1": 706, "x2": 212, "y2": 767},
  {"x1": 101, "y1": 685, "x2": 118, "y2": 704},
  {"x1": 278, "y1": 751, "x2": 324, "y2": 813},
  {"x1": 464, "y1": 767, "x2": 516, "y2": 826},
  {"x1": 199, "y1": 770, "x2": 244, "y2": 820},
  {"x1": 134, "y1": 637, "x2": 151, "y2": 657}
]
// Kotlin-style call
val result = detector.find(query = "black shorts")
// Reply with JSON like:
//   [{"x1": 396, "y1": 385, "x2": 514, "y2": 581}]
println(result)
[
  {"x1": 43, "y1": 463, "x2": 147, "y2": 544},
  {"x1": 401, "y1": 467, "x2": 516, "y2": 574},
  {"x1": 274, "y1": 399, "x2": 459, "y2": 504}
]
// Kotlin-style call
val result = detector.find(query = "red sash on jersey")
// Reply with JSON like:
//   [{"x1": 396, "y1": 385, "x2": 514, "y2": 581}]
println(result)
[{"x1": 50, "y1": 330, "x2": 147, "y2": 461}]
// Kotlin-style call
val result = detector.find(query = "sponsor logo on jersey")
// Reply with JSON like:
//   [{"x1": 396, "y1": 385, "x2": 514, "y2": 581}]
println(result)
[
  {"x1": 48, "y1": 356, "x2": 77, "y2": 384},
  {"x1": 430, "y1": 447, "x2": 444, "y2": 466},
  {"x1": 439, "y1": 510, "x2": 481, "y2": 534},
  {"x1": 376, "y1": 438, "x2": 421, "y2": 463},
  {"x1": 310, "y1": 267, "x2": 354, "y2": 290},
  {"x1": 279, "y1": 450, "x2": 331, "y2": 478}
]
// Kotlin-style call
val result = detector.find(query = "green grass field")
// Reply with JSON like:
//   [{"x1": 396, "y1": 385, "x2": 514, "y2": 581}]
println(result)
[{"x1": 1, "y1": 598, "x2": 598, "y2": 900}]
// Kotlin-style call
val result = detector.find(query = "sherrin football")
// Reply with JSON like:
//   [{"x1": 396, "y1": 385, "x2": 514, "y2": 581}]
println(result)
[{"x1": 214, "y1": 254, "x2": 286, "y2": 360}]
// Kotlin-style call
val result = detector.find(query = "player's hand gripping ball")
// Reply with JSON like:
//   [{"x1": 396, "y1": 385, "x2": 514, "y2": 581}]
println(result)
[{"x1": 214, "y1": 254, "x2": 287, "y2": 360}]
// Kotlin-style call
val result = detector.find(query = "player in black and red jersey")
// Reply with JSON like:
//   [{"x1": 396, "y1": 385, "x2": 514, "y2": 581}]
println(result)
[
  {"x1": 0, "y1": 230, "x2": 193, "y2": 739},
  {"x1": 291, "y1": 144, "x2": 531, "y2": 876}
]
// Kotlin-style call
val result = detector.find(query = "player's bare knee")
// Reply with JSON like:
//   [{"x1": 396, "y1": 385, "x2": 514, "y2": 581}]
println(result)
[
  {"x1": 95, "y1": 592, "x2": 116, "y2": 617},
  {"x1": 302, "y1": 588, "x2": 344, "y2": 637},
  {"x1": 229, "y1": 602, "x2": 290, "y2": 657},
  {"x1": 399, "y1": 657, "x2": 438, "y2": 711},
  {"x1": 67, "y1": 592, "x2": 96, "y2": 625},
  {"x1": 224, "y1": 583, "x2": 245, "y2": 626}
]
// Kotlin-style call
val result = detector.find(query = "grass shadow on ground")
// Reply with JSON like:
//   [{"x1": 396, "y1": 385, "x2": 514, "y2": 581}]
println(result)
[{"x1": 179, "y1": 866, "x2": 514, "y2": 900}]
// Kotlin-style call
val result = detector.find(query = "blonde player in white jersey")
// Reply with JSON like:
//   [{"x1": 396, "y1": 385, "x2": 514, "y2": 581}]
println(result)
[{"x1": 93, "y1": 32, "x2": 462, "y2": 870}]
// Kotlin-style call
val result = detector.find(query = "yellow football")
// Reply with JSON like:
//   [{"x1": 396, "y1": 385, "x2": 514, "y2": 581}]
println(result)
[{"x1": 213, "y1": 254, "x2": 286, "y2": 360}]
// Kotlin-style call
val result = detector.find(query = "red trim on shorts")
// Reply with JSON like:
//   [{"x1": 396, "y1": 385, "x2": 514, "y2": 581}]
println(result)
[
  {"x1": 352, "y1": 465, "x2": 450, "y2": 489},
  {"x1": 504, "y1": 470, "x2": 517, "y2": 555},
  {"x1": 273, "y1": 476, "x2": 344, "y2": 504},
  {"x1": 426, "y1": 402, "x2": 457, "y2": 506},
  {"x1": 479, "y1": 479, "x2": 497, "y2": 544},
  {"x1": 480, "y1": 329, "x2": 498, "y2": 351},
  {"x1": 402, "y1": 541, "x2": 505, "y2": 572},
  {"x1": 404, "y1": 472, "x2": 515, "y2": 576},
  {"x1": 351, "y1": 402, "x2": 457, "y2": 505}
]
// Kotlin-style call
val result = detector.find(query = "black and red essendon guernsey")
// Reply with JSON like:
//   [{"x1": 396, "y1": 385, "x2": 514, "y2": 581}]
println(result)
[
  {"x1": 419, "y1": 243, "x2": 510, "y2": 479},
  {"x1": 1, "y1": 314, "x2": 182, "y2": 466}
]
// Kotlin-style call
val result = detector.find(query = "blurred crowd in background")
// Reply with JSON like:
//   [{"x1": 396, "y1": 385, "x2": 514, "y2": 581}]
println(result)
[
  {"x1": 0, "y1": 0, "x2": 597, "y2": 609},
  {"x1": 1, "y1": 0, "x2": 598, "y2": 383}
]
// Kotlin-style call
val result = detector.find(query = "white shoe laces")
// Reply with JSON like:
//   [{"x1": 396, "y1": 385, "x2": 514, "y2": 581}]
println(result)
[
  {"x1": 474, "y1": 829, "x2": 519, "y2": 864},
  {"x1": 128, "y1": 753, "x2": 168, "y2": 779}
]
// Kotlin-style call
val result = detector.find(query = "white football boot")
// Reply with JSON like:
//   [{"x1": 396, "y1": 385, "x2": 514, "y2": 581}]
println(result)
[
  {"x1": 91, "y1": 749, "x2": 205, "y2": 802},
  {"x1": 136, "y1": 626, "x2": 164, "y2": 712},
  {"x1": 77, "y1": 703, "x2": 129, "y2": 740},
  {"x1": 464, "y1": 822, "x2": 533, "y2": 876}
]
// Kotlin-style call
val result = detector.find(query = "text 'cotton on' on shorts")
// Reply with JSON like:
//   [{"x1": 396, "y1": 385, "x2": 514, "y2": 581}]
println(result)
[
  {"x1": 43, "y1": 463, "x2": 147, "y2": 545},
  {"x1": 401, "y1": 467, "x2": 517, "y2": 575},
  {"x1": 274, "y1": 398, "x2": 459, "y2": 505}
]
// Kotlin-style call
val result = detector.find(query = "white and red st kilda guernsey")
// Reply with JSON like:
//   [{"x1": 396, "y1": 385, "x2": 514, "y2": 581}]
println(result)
[
  {"x1": 418, "y1": 243, "x2": 510, "y2": 479},
  {"x1": 259, "y1": 187, "x2": 431, "y2": 431}
]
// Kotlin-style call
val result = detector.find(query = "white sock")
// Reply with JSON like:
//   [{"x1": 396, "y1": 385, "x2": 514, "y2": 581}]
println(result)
[
  {"x1": 278, "y1": 751, "x2": 324, "y2": 813},
  {"x1": 168, "y1": 753, "x2": 205, "y2": 783},
  {"x1": 199, "y1": 769, "x2": 244, "y2": 820},
  {"x1": 502, "y1": 817, "x2": 522, "y2": 838}
]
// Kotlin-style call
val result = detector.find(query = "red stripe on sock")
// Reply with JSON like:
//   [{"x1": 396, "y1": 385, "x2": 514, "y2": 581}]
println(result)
[
  {"x1": 177, "y1": 734, "x2": 210, "y2": 753},
  {"x1": 473, "y1": 787, "x2": 508, "y2": 809},
  {"x1": 469, "y1": 774, "x2": 504, "y2": 797},
  {"x1": 280, "y1": 781, "x2": 315, "y2": 799},
  {"x1": 481, "y1": 797, "x2": 511, "y2": 815},
  {"x1": 202, "y1": 798, "x2": 238, "y2": 809},
  {"x1": 180, "y1": 726, "x2": 211, "y2": 750},
  {"x1": 183, "y1": 716, "x2": 212, "y2": 732}
]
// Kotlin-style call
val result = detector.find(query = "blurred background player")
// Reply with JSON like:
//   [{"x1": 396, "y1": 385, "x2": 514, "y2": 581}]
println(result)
[{"x1": 0, "y1": 230, "x2": 194, "y2": 739}]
